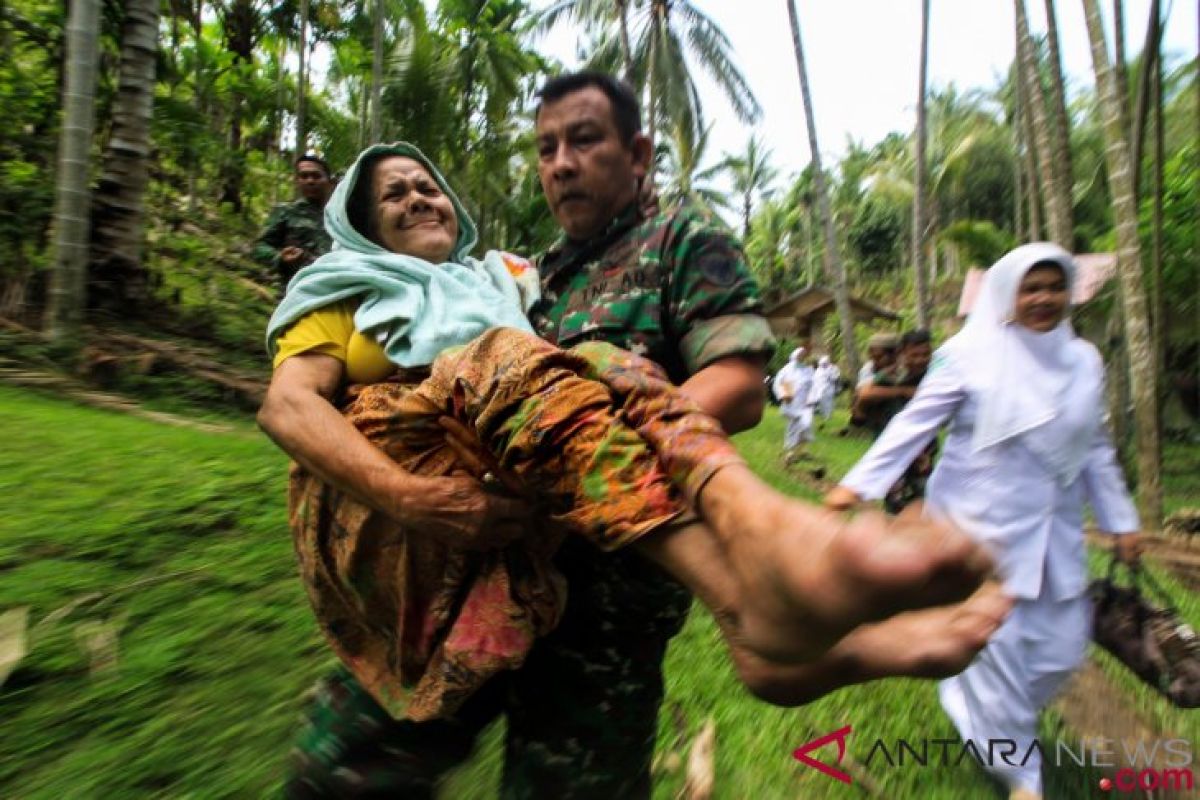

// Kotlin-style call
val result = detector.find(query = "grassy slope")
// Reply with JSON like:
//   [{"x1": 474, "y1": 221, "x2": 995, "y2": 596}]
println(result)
[{"x1": 0, "y1": 387, "x2": 1196, "y2": 799}]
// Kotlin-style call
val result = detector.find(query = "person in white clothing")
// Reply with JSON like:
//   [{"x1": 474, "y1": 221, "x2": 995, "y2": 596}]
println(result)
[
  {"x1": 772, "y1": 347, "x2": 816, "y2": 459},
  {"x1": 809, "y1": 355, "x2": 841, "y2": 422},
  {"x1": 825, "y1": 242, "x2": 1143, "y2": 800}
]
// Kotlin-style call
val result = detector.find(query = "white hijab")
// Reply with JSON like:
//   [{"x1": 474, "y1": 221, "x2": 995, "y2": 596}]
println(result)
[{"x1": 946, "y1": 242, "x2": 1101, "y2": 485}]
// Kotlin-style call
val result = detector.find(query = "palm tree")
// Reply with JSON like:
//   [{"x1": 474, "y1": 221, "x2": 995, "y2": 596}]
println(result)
[
  {"x1": 296, "y1": 0, "x2": 310, "y2": 152},
  {"x1": 660, "y1": 121, "x2": 729, "y2": 214},
  {"x1": 371, "y1": 0, "x2": 384, "y2": 142},
  {"x1": 784, "y1": 0, "x2": 859, "y2": 377},
  {"x1": 912, "y1": 0, "x2": 932, "y2": 326},
  {"x1": 45, "y1": 0, "x2": 102, "y2": 343},
  {"x1": 1081, "y1": 0, "x2": 1162, "y2": 528},
  {"x1": 538, "y1": 0, "x2": 635, "y2": 78},
  {"x1": 1041, "y1": 0, "x2": 1075, "y2": 218},
  {"x1": 89, "y1": 0, "x2": 160, "y2": 309},
  {"x1": 722, "y1": 135, "x2": 778, "y2": 239},
  {"x1": 544, "y1": 1, "x2": 760, "y2": 157},
  {"x1": 1015, "y1": 0, "x2": 1072, "y2": 247}
]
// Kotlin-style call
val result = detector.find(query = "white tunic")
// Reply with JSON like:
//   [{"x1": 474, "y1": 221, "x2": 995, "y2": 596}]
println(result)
[
  {"x1": 809, "y1": 363, "x2": 840, "y2": 405},
  {"x1": 840, "y1": 348, "x2": 1139, "y2": 601},
  {"x1": 773, "y1": 363, "x2": 814, "y2": 420}
]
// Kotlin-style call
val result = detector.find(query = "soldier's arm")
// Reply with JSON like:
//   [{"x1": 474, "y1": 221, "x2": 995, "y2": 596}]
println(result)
[
  {"x1": 680, "y1": 354, "x2": 767, "y2": 434},
  {"x1": 251, "y1": 206, "x2": 289, "y2": 268},
  {"x1": 665, "y1": 212, "x2": 775, "y2": 433}
]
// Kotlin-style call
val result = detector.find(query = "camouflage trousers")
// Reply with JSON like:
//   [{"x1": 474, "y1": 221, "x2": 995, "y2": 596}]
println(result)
[
  {"x1": 883, "y1": 440, "x2": 938, "y2": 515},
  {"x1": 284, "y1": 538, "x2": 692, "y2": 799}
]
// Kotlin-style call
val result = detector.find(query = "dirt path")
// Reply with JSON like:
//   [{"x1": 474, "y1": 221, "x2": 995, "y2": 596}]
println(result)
[{"x1": 0, "y1": 358, "x2": 237, "y2": 434}]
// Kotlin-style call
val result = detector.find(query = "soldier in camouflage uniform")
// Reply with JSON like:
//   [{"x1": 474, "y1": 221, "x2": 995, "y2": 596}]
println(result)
[
  {"x1": 284, "y1": 73, "x2": 775, "y2": 799},
  {"x1": 253, "y1": 156, "x2": 335, "y2": 286},
  {"x1": 855, "y1": 330, "x2": 937, "y2": 514}
]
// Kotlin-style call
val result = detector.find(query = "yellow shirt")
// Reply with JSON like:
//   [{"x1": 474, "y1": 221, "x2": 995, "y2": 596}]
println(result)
[{"x1": 272, "y1": 300, "x2": 396, "y2": 384}]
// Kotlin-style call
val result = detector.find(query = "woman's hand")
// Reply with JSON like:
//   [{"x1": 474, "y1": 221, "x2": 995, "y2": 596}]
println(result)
[
  {"x1": 1114, "y1": 532, "x2": 1144, "y2": 565},
  {"x1": 824, "y1": 486, "x2": 862, "y2": 512},
  {"x1": 397, "y1": 474, "x2": 532, "y2": 550}
]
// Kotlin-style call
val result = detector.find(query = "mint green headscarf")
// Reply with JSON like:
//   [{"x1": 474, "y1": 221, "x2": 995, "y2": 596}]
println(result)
[{"x1": 265, "y1": 142, "x2": 536, "y2": 368}]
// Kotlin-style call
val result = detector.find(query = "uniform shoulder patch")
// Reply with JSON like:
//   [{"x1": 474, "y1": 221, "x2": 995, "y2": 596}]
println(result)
[{"x1": 693, "y1": 237, "x2": 741, "y2": 288}]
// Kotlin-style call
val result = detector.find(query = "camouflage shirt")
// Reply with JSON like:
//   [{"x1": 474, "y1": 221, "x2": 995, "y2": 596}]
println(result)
[
  {"x1": 252, "y1": 198, "x2": 333, "y2": 284},
  {"x1": 531, "y1": 203, "x2": 775, "y2": 385}
]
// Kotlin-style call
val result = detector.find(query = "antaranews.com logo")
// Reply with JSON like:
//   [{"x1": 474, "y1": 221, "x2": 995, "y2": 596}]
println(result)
[{"x1": 793, "y1": 726, "x2": 1196, "y2": 794}]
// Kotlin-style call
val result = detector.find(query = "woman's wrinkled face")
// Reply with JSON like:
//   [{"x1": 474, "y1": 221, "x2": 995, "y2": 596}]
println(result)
[
  {"x1": 370, "y1": 156, "x2": 458, "y2": 262},
  {"x1": 1013, "y1": 262, "x2": 1070, "y2": 332}
]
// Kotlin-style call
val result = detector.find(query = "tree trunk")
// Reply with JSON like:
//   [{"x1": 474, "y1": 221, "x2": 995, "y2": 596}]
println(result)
[
  {"x1": 784, "y1": 0, "x2": 859, "y2": 377},
  {"x1": 1151, "y1": 23, "x2": 1165, "y2": 410},
  {"x1": 912, "y1": 0, "x2": 931, "y2": 328},
  {"x1": 296, "y1": 0, "x2": 309, "y2": 154},
  {"x1": 616, "y1": 0, "x2": 633, "y2": 82},
  {"x1": 1112, "y1": 0, "x2": 1131, "y2": 131},
  {"x1": 89, "y1": 0, "x2": 160, "y2": 309},
  {"x1": 45, "y1": 0, "x2": 102, "y2": 344},
  {"x1": 1015, "y1": 60, "x2": 1043, "y2": 240},
  {"x1": 647, "y1": 2, "x2": 662, "y2": 159},
  {"x1": 1082, "y1": 0, "x2": 1162, "y2": 529},
  {"x1": 1130, "y1": 0, "x2": 1161, "y2": 200},
  {"x1": 1015, "y1": 0, "x2": 1072, "y2": 247},
  {"x1": 1041, "y1": 0, "x2": 1075, "y2": 223},
  {"x1": 371, "y1": 0, "x2": 384, "y2": 143}
]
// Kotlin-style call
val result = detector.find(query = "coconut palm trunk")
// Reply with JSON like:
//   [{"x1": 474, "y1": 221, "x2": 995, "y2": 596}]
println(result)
[
  {"x1": 371, "y1": 0, "x2": 384, "y2": 142},
  {"x1": 912, "y1": 0, "x2": 931, "y2": 328},
  {"x1": 45, "y1": 0, "x2": 102, "y2": 343},
  {"x1": 1015, "y1": 66, "x2": 1043, "y2": 240},
  {"x1": 1015, "y1": 0, "x2": 1072, "y2": 247},
  {"x1": 1130, "y1": 0, "x2": 1162, "y2": 200},
  {"x1": 616, "y1": 0, "x2": 633, "y2": 80},
  {"x1": 1082, "y1": 0, "x2": 1162, "y2": 529},
  {"x1": 784, "y1": 0, "x2": 859, "y2": 377},
  {"x1": 89, "y1": 0, "x2": 160, "y2": 309},
  {"x1": 1041, "y1": 0, "x2": 1075, "y2": 220},
  {"x1": 296, "y1": 0, "x2": 310, "y2": 153}
]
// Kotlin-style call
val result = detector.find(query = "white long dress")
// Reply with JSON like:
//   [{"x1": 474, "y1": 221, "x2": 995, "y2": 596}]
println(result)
[
  {"x1": 773, "y1": 362, "x2": 815, "y2": 448},
  {"x1": 810, "y1": 362, "x2": 840, "y2": 419},
  {"x1": 840, "y1": 345, "x2": 1139, "y2": 795}
]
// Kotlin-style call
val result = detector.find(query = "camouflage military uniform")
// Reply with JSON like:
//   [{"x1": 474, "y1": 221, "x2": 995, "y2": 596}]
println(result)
[
  {"x1": 863, "y1": 367, "x2": 938, "y2": 514},
  {"x1": 252, "y1": 199, "x2": 333, "y2": 285},
  {"x1": 284, "y1": 203, "x2": 774, "y2": 799}
]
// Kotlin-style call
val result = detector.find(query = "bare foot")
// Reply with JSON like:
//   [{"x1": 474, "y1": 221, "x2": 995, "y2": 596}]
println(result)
[
  {"x1": 700, "y1": 467, "x2": 995, "y2": 663},
  {"x1": 729, "y1": 582, "x2": 1013, "y2": 707}
]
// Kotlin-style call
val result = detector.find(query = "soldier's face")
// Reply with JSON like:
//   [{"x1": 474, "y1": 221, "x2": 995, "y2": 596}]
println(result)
[
  {"x1": 369, "y1": 157, "x2": 459, "y2": 263},
  {"x1": 295, "y1": 161, "x2": 332, "y2": 202},
  {"x1": 535, "y1": 87, "x2": 650, "y2": 241}
]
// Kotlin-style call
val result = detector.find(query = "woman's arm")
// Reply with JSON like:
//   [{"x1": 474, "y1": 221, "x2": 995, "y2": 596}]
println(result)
[
  {"x1": 258, "y1": 353, "x2": 529, "y2": 548},
  {"x1": 832, "y1": 357, "x2": 966, "y2": 506},
  {"x1": 1080, "y1": 421, "x2": 1141, "y2": 560}
]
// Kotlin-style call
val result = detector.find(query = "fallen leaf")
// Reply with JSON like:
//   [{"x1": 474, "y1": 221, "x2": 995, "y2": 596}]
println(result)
[
  {"x1": 0, "y1": 607, "x2": 30, "y2": 687},
  {"x1": 683, "y1": 718, "x2": 716, "y2": 800}
]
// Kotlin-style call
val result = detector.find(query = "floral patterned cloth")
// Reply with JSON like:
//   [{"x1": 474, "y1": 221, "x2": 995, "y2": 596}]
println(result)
[{"x1": 289, "y1": 327, "x2": 744, "y2": 721}]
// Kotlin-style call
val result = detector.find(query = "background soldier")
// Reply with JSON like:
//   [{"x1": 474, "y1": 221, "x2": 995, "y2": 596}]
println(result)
[{"x1": 253, "y1": 155, "x2": 334, "y2": 286}]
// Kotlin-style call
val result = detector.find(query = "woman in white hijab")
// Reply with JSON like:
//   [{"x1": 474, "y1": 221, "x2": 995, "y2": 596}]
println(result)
[
  {"x1": 825, "y1": 243, "x2": 1142, "y2": 800},
  {"x1": 772, "y1": 347, "x2": 816, "y2": 458}
]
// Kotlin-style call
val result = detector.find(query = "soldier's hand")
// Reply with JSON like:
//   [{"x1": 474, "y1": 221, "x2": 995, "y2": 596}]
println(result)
[{"x1": 280, "y1": 246, "x2": 307, "y2": 266}]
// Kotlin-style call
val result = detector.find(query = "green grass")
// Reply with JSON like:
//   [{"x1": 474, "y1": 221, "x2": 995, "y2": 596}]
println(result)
[{"x1": 1, "y1": 391, "x2": 1197, "y2": 799}]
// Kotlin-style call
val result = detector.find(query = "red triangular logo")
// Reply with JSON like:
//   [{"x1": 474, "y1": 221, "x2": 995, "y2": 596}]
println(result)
[{"x1": 792, "y1": 725, "x2": 853, "y2": 784}]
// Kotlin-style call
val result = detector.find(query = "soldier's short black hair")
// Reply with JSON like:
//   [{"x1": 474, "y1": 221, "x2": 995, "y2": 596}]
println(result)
[
  {"x1": 295, "y1": 154, "x2": 331, "y2": 178},
  {"x1": 901, "y1": 329, "x2": 932, "y2": 349},
  {"x1": 535, "y1": 71, "x2": 642, "y2": 145}
]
